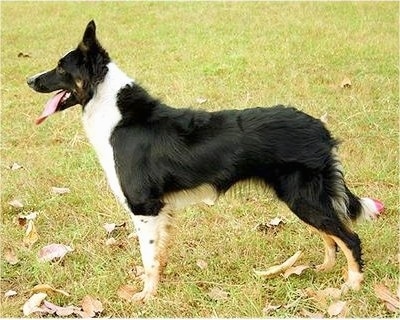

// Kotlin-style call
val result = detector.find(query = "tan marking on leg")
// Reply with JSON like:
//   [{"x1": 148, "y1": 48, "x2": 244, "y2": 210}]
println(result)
[
  {"x1": 331, "y1": 235, "x2": 363, "y2": 290},
  {"x1": 315, "y1": 231, "x2": 336, "y2": 272}
]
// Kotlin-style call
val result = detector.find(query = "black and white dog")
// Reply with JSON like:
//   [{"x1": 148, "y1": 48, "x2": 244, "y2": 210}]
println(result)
[{"x1": 27, "y1": 21, "x2": 383, "y2": 301}]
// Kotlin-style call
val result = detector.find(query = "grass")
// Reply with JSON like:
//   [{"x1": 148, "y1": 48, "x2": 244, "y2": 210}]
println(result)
[{"x1": 1, "y1": 1, "x2": 398, "y2": 317}]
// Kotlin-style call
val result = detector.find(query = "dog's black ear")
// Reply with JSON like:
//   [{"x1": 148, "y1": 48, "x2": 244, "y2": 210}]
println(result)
[{"x1": 81, "y1": 20, "x2": 97, "y2": 51}]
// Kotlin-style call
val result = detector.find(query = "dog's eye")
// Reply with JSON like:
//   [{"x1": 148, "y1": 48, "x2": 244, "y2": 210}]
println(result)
[{"x1": 56, "y1": 66, "x2": 66, "y2": 75}]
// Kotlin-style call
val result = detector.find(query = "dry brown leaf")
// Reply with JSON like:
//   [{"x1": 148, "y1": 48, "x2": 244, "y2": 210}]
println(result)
[
  {"x1": 4, "y1": 247, "x2": 19, "y2": 265},
  {"x1": 42, "y1": 300, "x2": 80, "y2": 316},
  {"x1": 117, "y1": 284, "x2": 136, "y2": 301},
  {"x1": 300, "y1": 308, "x2": 324, "y2": 318},
  {"x1": 327, "y1": 300, "x2": 347, "y2": 317},
  {"x1": 16, "y1": 212, "x2": 38, "y2": 228},
  {"x1": 207, "y1": 287, "x2": 229, "y2": 301},
  {"x1": 22, "y1": 292, "x2": 47, "y2": 316},
  {"x1": 374, "y1": 283, "x2": 400, "y2": 312},
  {"x1": 81, "y1": 295, "x2": 103, "y2": 318},
  {"x1": 9, "y1": 199, "x2": 24, "y2": 209},
  {"x1": 51, "y1": 186, "x2": 71, "y2": 195},
  {"x1": 196, "y1": 259, "x2": 208, "y2": 270},
  {"x1": 262, "y1": 302, "x2": 281, "y2": 315},
  {"x1": 10, "y1": 162, "x2": 23, "y2": 170},
  {"x1": 105, "y1": 237, "x2": 117, "y2": 246},
  {"x1": 4, "y1": 290, "x2": 17, "y2": 298},
  {"x1": 23, "y1": 220, "x2": 39, "y2": 248},
  {"x1": 38, "y1": 243, "x2": 73, "y2": 262},
  {"x1": 254, "y1": 251, "x2": 302, "y2": 278},
  {"x1": 283, "y1": 265, "x2": 309, "y2": 278},
  {"x1": 32, "y1": 284, "x2": 70, "y2": 297},
  {"x1": 340, "y1": 77, "x2": 352, "y2": 88},
  {"x1": 304, "y1": 286, "x2": 343, "y2": 309}
]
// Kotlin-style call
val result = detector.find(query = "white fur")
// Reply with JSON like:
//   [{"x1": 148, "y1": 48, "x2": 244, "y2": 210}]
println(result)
[
  {"x1": 82, "y1": 62, "x2": 131, "y2": 207},
  {"x1": 359, "y1": 197, "x2": 380, "y2": 221}
]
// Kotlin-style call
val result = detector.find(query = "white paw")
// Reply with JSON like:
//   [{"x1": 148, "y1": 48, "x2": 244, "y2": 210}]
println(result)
[
  {"x1": 341, "y1": 270, "x2": 363, "y2": 291},
  {"x1": 131, "y1": 290, "x2": 155, "y2": 302}
]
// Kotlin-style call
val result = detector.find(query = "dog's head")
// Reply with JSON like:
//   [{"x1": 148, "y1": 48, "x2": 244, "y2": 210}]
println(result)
[{"x1": 27, "y1": 20, "x2": 110, "y2": 124}]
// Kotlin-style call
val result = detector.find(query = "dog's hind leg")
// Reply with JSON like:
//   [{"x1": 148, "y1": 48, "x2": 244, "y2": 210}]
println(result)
[
  {"x1": 130, "y1": 206, "x2": 173, "y2": 301},
  {"x1": 313, "y1": 229, "x2": 337, "y2": 272},
  {"x1": 288, "y1": 197, "x2": 364, "y2": 290}
]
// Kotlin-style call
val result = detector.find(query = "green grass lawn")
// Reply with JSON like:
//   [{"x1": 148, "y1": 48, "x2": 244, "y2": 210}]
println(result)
[{"x1": 1, "y1": 2, "x2": 398, "y2": 317}]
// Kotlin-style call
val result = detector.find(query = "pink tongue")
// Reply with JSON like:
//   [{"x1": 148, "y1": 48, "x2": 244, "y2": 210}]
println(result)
[{"x1": 35, "y1": 90, "x2": 66, "y2": 125}]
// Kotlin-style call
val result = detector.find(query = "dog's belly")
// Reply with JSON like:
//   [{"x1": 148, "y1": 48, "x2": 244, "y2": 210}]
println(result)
[{"x1": 163, "y1": 184, "x2": 219, "y2": 210}]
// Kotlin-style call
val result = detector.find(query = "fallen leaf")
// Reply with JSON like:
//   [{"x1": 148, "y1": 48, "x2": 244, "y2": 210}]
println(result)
[
  {"x1": 32, "y1": 284, "x2": 70, "y2": 297},
  {"x1": 4, "y1": 290, "x2": 17, "y2": 297},
  {"x1": 21, "y1": 211, "x2": 38, "y2": 221},
  {"x1": 254, "y1": 251, "x2": 302, "y2": 278},
  {"x1": 4, "y1": 247, "x2": 19, "y2": 265},
  {"x1": 300, "y1": 308, "x2": 324, "y2": 318},
  {"x1": 105, "y1": 237, "x2": 117, "y2": 246},
  {"x1": 18, "y1": 52, "x2": 31, "y2": 58},
  {"x1": 269, "y1": 217, "x2": 284, "y2": 226},
  {"x1": 304, "y1": 286, "x2": 343, "y2": 308},
  {"x1": 374, "y1": 283, "x2": 400, "y2": 312},
  {"x1": 51, "y1": 187, "x2": 71, "y2": 195},
  {"x1": 10, "y1": 162, "x2": 23, "y2": 170},
  {"x1": 42, "y1": 300, "x2": 80, "y2": 317},
  {"x1": 340, "y1": 77, "x2": 352, "y2": 88},
  {"x1": 207, "y1": 287, "x2": 229, "y2": 301},
  {"x1": 9, "y1": 199, "x2": 24, "y2": 209},
  {"x1": 327, "y1": 300, "x2": 347, "y2": 317},
  {"x1": 196, "y1": 97, "x2": 207, "y2": 104},
  {"x1": 117, "y1": 284, "x2": 136, "y2": 301},
  {"x1": 22, "y1": 292, "x2": 47, "y2": 316},
  {"x1": 17, "y1": 211, "x2": 38, "y2": 227},
  {"x1": 320, "y1": 112, "x2": 329, "y2": 124},
  {"x1": 80, "y1": 295, "x2": 103, "y2": 318},
  {"x1": 196, "y1": 259, "x2": 208, "y2": 270},
  {"x1": 38, "y1": 243, "x2": 73, "y2": 262},
  {"x1": 283, "y1": 264, "x2": 309, "y2": 278},
  {"x1": 104, "y1": 223, "x2": 116, "y2": 234},
  {"x1": 319, "y1": 287, "x2": 343, "y2": 300},
  {"x1": 103, "y1": 221, "x2": 126, "y2": 234},
  {"x1": 262, "y1": 302, "x2": 281, "y2": 315},
  {"x1": 23, "y1": 220, "x2": 39, "y2": 248}
]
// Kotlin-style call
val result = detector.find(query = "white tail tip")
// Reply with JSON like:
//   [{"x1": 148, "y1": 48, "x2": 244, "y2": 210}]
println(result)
[{"x1": 360, "y1": 197, "x2": 384, "y2": 221}]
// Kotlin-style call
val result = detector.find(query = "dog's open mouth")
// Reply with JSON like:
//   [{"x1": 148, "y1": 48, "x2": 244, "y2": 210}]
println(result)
[{"x1": 36, "y1": 90, "x2": 73, "y2": 125}]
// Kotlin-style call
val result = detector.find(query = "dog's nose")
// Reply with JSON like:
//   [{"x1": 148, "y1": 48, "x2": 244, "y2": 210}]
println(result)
[{"x1": 27, "y1": 76, "x2": 35, "y2": 88}]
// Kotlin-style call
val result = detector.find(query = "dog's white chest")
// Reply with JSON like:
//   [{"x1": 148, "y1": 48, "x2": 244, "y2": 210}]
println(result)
[{"x1": 82, "y1": 63, "x2": 132, "y2": 207}]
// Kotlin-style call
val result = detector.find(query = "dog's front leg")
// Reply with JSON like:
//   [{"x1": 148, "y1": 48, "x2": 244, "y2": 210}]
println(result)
[{"x1": 130, "y1": 208, "x2": 173, "y2": 302}]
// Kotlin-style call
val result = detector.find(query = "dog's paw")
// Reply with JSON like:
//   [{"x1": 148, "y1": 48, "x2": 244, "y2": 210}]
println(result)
[
  {"x1": 341, "y1": 270, "x2": 363, "y2": 292},
  {"x1": 131, "y1": 289, "x2": 156, "y2": 302},
  {"x1": 315, "y1": 262, "x2": 335, "y2": 272}
]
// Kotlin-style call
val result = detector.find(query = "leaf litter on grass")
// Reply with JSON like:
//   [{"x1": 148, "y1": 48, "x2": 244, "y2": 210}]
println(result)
[
  {"x1": 22, "y1": 292, "x2": 103, "y2": 318},
  {"x1": 38, "y1": 243, "x2": 73, "y2": 262}
]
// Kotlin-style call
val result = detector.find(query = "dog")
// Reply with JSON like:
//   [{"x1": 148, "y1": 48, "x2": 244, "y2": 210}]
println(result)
[{"x1": 27, "y1": 20, "x2": 383, "y2": 301}]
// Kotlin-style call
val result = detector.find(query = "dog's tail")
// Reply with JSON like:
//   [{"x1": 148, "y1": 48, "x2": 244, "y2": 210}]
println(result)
[{"x1": 326, "y1": 151, "x2": 383, "y2": 223}]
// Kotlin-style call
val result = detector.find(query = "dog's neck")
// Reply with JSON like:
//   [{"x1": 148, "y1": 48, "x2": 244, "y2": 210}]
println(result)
[{"x1": 81, "y1": 61, "x2": 132, "y2": 209}]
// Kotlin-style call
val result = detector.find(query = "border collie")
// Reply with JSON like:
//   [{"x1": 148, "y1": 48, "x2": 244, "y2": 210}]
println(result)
[{"x1": 27, "y1": 21, "x2": 383, "y2": 301}]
